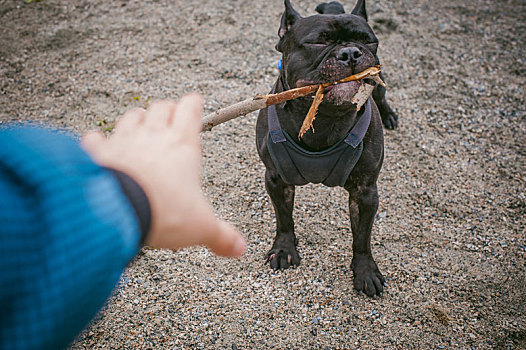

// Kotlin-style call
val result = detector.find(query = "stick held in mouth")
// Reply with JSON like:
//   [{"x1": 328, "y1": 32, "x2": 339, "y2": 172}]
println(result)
[
  {"x1": 201, "y1": 65, "x2": 383, "y2": 132},
  {"x1": 297, "y1": 66, "x2": 384, "y2": 139}
]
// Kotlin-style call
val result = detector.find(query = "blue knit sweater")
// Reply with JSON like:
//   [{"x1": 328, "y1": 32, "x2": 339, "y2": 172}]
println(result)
[{"x1": 0, "y1": 126, "x2": 150, "y2": 350}]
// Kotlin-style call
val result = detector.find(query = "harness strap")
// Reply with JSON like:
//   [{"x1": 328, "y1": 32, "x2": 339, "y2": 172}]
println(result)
[
  {"x1": 268, "y1": 104, "x2": 286, "y2": 143},
  {"x1": 343, "y1": 99, "x2": 371, "y2": 148}
]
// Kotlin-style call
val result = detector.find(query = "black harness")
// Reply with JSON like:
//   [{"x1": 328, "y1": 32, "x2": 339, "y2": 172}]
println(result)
[{"x1": 266, "y1": 99, "x2": 372, "y2": 187}]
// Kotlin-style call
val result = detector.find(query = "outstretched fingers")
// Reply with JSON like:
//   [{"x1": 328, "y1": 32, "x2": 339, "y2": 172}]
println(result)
[
  {"x1": 113, "y1": 107, "x2": 146, "y2": 135},
  {"x1": 171, "y1": 93, "x2": 203, "y2": 144},
  {"x1": 81, "y1": 94, "x2": 245, "y2": 258},
  {"x1": 143, "y1": 101, "x2": 176, "y2": 130}
]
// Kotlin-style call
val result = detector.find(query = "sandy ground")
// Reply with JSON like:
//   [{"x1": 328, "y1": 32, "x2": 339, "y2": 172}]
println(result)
[{"x1": 1, "y1": 0, "x2": 525, "y2": 348}]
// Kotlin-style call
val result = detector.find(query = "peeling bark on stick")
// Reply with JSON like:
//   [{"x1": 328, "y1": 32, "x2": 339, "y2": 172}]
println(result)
[
  {"x1": 351, "y1": 82, "x2": 376, "y2": 111},
  {"x1": 298, "y1": 85, "x2": 324, "y2": 139}
]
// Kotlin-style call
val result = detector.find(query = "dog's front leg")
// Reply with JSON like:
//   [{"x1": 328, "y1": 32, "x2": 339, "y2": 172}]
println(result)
[
  {"x1": 372, "y1": 72, "x2": 398, "y2": 130},
  {"x1": 265, "y1": 169, "x2": 300, "y2": 270},
  {"x1": 345, "y1": 182, "x2": 385, "y2": 297}
]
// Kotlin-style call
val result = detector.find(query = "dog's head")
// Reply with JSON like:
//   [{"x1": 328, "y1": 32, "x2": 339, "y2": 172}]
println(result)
[{"x1": 277, "y1": 0, "x2": 379, "y2": 106}]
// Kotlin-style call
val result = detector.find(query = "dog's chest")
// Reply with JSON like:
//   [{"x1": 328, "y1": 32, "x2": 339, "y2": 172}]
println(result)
[{"x1": 267, "y1": 101, "x2": 371, "y2": 187}]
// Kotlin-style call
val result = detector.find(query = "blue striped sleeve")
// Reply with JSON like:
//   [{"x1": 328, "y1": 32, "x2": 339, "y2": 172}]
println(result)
[{"x1": 0, "y1": 126, "x2": 144, "y2": 350}]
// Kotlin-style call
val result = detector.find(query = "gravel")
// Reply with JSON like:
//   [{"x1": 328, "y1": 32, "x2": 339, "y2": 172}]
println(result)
[{"x1": 1, "y1": 0, "x2": 525, "y2": 348}]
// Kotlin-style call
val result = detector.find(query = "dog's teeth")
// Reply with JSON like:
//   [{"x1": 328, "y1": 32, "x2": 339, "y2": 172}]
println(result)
[{"x1": 287, "y1": 255, "x2": 292, "y2": 264}]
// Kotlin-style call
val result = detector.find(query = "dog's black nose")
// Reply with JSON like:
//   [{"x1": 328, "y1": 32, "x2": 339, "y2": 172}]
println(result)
[{"x1": 337, "y1": 47, "x2": 362, "y2": 65}]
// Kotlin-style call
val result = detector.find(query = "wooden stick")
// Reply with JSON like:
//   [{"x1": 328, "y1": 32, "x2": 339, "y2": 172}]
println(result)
[
  {"x1": 201, "y1": 65, "x2": 382, "y2": 132},
  {"x1": 201, "y1": 98, "x2": 267, "y2": 132},
  {"x1": 298, "y1": 85, "x2": 324, "y2": 139}
]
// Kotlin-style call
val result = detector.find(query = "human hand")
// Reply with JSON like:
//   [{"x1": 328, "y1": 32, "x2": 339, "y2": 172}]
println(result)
[{"x1": 81, "y1": 94, "x2": 245, "y2": 257}]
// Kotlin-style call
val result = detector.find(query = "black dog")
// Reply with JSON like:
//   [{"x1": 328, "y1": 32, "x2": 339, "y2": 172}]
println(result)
[{"x1": 256, "y1": 0, "x2": 397, "y2": 297}]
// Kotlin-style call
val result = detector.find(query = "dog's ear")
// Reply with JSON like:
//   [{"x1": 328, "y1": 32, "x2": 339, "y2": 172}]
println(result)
[
  {"x1": 351, "y1": 0, "x2": 368, "y2": 21},
  {"x1": 276, "y1": 0, "x2": 301, "y2": 52},
  {"x1": 315, "y1": 2, "x2": 345, "y2": 15},
  {"x1": 278, "y1": 0, "x2": 301, "y2": 39}
]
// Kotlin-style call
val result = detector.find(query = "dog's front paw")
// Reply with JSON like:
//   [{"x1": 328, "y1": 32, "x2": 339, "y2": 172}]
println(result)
[
  {"x1": 381, "y1": 110, "x2": 399, "y2": 130},
  {"x1": 266, "y1": 246, "x2": 301, "y2": 270},
  {"x1": 351, "y1": 254, "x2": 385, "y2": 297}
]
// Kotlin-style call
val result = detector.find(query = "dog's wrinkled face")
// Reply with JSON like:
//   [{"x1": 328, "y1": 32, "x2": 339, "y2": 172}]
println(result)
[{"x1": 277, "y1": 1, "x2": 379, "y2": 106}]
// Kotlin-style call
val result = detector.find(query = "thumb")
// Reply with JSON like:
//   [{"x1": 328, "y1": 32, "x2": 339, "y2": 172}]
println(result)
[{"x1": 203, "y1": 220, "x2": 246, "y2": 257}]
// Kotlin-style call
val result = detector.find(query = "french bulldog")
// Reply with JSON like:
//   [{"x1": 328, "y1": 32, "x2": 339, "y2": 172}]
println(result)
[{"x1": 256, "y1": 0, "x2": 397, "y2": 297}]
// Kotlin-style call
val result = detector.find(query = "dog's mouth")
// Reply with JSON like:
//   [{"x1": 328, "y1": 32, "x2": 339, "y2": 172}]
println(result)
[{"x1": 295, "y1": 77, "x2": 377, "y2": 106}]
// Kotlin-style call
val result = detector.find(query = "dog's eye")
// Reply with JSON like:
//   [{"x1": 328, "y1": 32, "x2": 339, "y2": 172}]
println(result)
[{"x1": 303, "y1": 42, "x2": 327, "y2": 48}]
